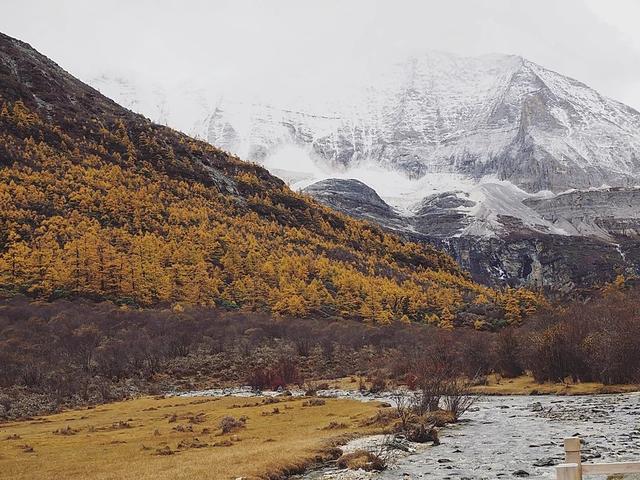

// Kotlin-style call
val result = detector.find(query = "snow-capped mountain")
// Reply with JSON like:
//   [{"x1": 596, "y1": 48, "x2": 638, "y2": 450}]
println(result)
[
  {"x1": 90, "y1": 52, "x2": 640, "y2": 219},
  {"x1": 207, "y1": 52, "x2": 640, "y2": 190},
  {"x1": 88, "y1": 52, "x2": 640, "y2": 289},
  {"x1": 90, "y1": 73, "x2": 213, "y2": 141}
]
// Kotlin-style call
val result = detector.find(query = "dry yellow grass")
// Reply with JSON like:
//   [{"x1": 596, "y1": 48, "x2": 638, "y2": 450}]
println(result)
[
  {"x1": 321, "y1": 373, "x2": 640, "y2": 396},
  {"x1": 0, "y1": 395, "x2": 385, "y2": 480},
  {"x1": 319, "y1": 376, "x2": 368, "y2": 391},
  {"x1": 471, "y1": 374, "x2": 640, "y2": 395}
]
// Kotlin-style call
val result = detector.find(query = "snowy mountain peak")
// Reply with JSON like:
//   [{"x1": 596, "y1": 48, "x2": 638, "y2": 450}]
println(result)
[
  {"x1": 89, "y1": 52, "x2": 640, "y2": 241},
  {"x1": 195, "y1": 52, "x2": 640, "y2": 193}
]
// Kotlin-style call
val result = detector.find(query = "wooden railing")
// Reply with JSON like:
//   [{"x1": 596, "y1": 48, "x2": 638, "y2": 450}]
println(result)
[{"x1": 557, "y1": 437, "x2": 640, "y2": 479}]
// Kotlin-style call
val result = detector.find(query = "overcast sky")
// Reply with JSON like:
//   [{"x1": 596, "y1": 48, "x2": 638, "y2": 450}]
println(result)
[{"x1": 2, "y1": 0, "x2": 640, "y2": 109}]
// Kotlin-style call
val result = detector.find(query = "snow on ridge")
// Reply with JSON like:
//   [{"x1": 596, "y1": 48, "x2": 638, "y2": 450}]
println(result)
[
  {"x1": 89, "y1": 51, "x2": 640, "y2": 189},
  {"x1": 87, "y1": 51, "x2": 640, "y2": 239},
  {"x1": 269, "y1": 153, "x2": 568, "y2": 238}
]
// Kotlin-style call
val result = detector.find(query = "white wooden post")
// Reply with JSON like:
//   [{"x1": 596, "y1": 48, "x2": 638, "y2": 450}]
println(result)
[
  {"x1": 560, "y1": 433, "x2": 640, "y2": 477},
  {"x1": 556, "y1": 463, "x2": 580, "y2": 480},
  {"x1": 564, "y1": 437, "x2": 582, "y2": 479}
]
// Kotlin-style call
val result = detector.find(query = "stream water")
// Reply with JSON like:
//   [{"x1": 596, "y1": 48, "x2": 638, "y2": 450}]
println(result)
[{"x1": 298, "y1": 393, "x2": 640, "y2": 479}]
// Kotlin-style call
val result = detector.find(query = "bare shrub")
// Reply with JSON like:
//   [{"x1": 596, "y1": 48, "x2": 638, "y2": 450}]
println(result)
[
  {"x1": 390, "y1": 390, "x2": 416, "y2": 432},
  {"x1": 246, "y1": 367, "x2": 271, "y2": 391},
  {"x1": 413, "y1": 366, "x2": 449, "y2": 415},
  {"x1": 219, "y1": 415, "x2": 246, "y2": 434},
  {"x1": 290, "y1": 325, "x2": 313, "y2": 357},
  {"x1": 403, "y1": 419, "x2": 439, "y2": 444},
  {"x1": 368, "y1": 371, "x2": 387, "y2": 394},
  {"x1": 358, "y1": 376, "x2": 367, "y2": 392},
  {"x1": 494, "y1": 328, "x2": 524, "y2": 378},
  {"x1": 304, "y1": 380, "x2": 329, "y2": 396},
  {"x1": 246, "y1": 357, "x2": 303, "y2": 391},
  {"x1": 441, "y1": 378, "x2": 479, "y2": 421}
]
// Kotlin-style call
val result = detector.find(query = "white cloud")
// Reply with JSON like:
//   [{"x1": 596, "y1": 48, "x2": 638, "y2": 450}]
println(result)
[{"x1": 1, "y1": 0, "x2": 640, "y2": 109}]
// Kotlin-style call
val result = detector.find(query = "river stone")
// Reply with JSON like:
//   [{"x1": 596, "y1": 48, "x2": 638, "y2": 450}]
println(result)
[
  {"x1": 387, "y1": 438, "x2": 413, "y2": 452},
  {"x1": 530, "y1": 402, "x2": 543, "y2": 412}
]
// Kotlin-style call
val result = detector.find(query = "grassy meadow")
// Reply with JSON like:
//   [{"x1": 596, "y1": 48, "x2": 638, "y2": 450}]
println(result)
[{"x1": 0, "y1": 395, "x2": 386, "y2": 480}]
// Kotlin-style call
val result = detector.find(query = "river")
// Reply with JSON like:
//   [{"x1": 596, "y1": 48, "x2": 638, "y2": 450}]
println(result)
[
  {"x1": 180, "y1": 388, "x2": 640, "y2": 479},
  {"x1": 297, "y1": 392, "x2": 640, "y2": 479}
]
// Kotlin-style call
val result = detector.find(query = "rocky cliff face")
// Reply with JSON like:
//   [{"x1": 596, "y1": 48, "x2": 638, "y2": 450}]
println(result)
[
  {"x1": 302, "y1": 180, "x2": 640, "y2": 290},
  {"x1": 302, "y1": 178, "x2": 404, "y2": 227},
  {"x1": 442, "y1": 234, "x2": 637, "y2": 292},
  {"x1": 525, "y1": 188, "x2": 640, "y2": 239}
]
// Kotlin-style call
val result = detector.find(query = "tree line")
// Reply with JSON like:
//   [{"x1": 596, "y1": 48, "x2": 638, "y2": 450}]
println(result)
[
  {"x1": 0, "y1": 100, "x2": 543, "y2": 328},
  {"x1": 1, "y1": 286, "x2": 638, "y2": 420}
]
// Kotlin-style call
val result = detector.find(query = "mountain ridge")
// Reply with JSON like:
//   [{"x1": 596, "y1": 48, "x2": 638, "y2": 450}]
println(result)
[
  {"x1": 84, "y1": 48, "x2": 640, "y2": 290},
  {"x1": 90, "y1": 50, "x2": 640, "y2": 194},
  {"x1": 0, "y1": 31, "x2": 541, "y2": 328}
]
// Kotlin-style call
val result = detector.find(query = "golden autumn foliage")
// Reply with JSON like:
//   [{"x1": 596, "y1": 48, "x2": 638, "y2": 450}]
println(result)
[
  {"x1": 0, "y1": 95, "x2": 543, "y2": 327},
  {"x1": 601, "y1": 274, "x2": 629, "y2": 296}
]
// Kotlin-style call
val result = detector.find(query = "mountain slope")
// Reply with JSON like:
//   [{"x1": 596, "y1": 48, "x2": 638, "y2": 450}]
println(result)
[
  {"x1": 88, "y1": 51, "x2": 640, "y2": 290},
  {"x1": 0, "y1": 32, "x2": 541, "y2": 328}
]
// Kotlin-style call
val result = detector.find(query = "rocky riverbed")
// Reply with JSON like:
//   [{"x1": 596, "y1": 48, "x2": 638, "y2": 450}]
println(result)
[
  {"x1": 293, "y1": 393, "x2": 640, "y2": 480},
  {"x1": 179, "y1": 388, "x2": 640, "y2": 479}
]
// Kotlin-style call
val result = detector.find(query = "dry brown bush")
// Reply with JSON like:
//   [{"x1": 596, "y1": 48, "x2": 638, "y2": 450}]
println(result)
[
  {"x1": 219, "y1": 415, "x2": 246, "y2": 434},
  {"x1": 337, "y1": 450, "x2": 386, "y2": 471}
]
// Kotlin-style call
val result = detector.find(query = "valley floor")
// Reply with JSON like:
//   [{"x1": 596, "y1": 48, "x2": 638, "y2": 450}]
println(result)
[
  {"x1": 2, "y1": 377, "x2": 638, "y2": 480},
  {"x1": 0, "y1": 395, "x2": 385, "y2": 480}
]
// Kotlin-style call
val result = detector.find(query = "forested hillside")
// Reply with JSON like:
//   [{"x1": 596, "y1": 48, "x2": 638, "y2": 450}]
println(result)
[{"x1": 0, "y1": 32, "x2": 542, "y2": 328}]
